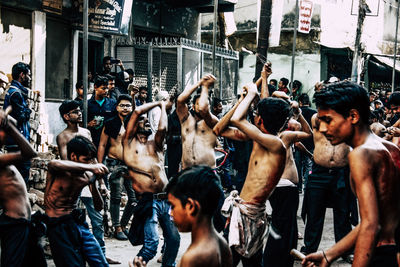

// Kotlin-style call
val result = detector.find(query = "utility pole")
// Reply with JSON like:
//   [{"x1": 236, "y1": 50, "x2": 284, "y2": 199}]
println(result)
[
  {"x1": 255, "y1": 0, "x2": 273, "y2": 78},
  {"x1": 289, "y1": 0, "x2": 299, "y2": 95},
  {"x1": 351, "y1": 0, "x2": 367, "y2": 82},
  {"x1": 212, "y1": 0, "x2": 219, "y2": 76},
  {"x1": 83, "y1": 0, "x2": 88, "y2": 127},
  {"x1": 392, "y1": 0, "x2": 399, "y2": 92}
]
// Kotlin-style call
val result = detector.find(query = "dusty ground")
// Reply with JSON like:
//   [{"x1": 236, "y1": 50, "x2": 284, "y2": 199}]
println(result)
[{"x1": 46, "y1": 193, "x2": 352, "y2": 267}]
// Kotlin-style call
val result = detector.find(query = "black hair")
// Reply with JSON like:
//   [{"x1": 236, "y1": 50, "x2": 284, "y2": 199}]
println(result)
[
  {"x1": 105, "y1": 74, "x2": 115, "y2": 81},
  {"x1": 313, "y1": 81, "x2": 370, "y2": 125},
  {"x1": 212, "y1": 97, "x2": 222, "y2": 108},
  {"x1": 59, "y1": 100, "x2": 80, "y2": 123},
  {"x1": 126, "y1": 68, "x2": 134, "y2": 76},
  {"x1": 139, "y1": 86, "x2": 147, "y2": 92},
  {"x1": 11, "y1": 62, "x2": 30, "y2": 80},
  {"x1": 389, "y1": 91, "x2": 400, "y2": 106},
  {"x1": 117, "y1": 94, "x2": 133, "y2": 105},
  {"x1": 103, "y1": 56, "x2": 112, "y2": 65},
  {"x1": 75, "y1": 80, "x2": 83, "y2": 89},
  {"x1": 257, "y1": 97, "x2": 290, "y2": 135},
  {"x1": 270, "y1": 79, "x2": 277, "y2": 86},
  {"x1": 192, "y1": 94, "x2": 201, "y2": 106},
  {"x1": 94, "y1": 76, "x2": 108, "y2": 88},
  {"x1": 66, "y1": 136, "x2": 97, "y2": 160},
  {"x1": 293, "y1": 80, "x2": 302, "y2": 89},
  {"x1": 166, "y1": 165, "x2": 223, "y2": 217},
  {"x1": 298, "y1": 93, "x2": 310, "y2": 105},
  {"x1": 280, "y1": 78, "x2": 289, "y2": 87}
]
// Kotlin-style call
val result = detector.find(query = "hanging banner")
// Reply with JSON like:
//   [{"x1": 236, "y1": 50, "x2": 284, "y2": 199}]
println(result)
[
  {"x1": 63, "y1": 0, "x2": 133, "y2": 35},
  {"x1": 269, "y1": 0, "x2": 284, "y2": 47},
  {"x1": 298, "y1": 0, "x2": 313, "y2": 34}
]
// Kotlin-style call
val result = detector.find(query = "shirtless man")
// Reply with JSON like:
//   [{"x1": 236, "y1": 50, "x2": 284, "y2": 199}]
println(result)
[
  {"x1": 56, "y1": 100, "x2": 118, "y2": 264},
  {"x1": 123, "y1": 101, "x2": 180, "y2": 267},
  {"x1": 45, "y1": 136, "x2": 109, "y2": 266},
  {"x1": 98, "y1": 94, "x2": 135, "y2": 240},
  {"x1": 303, "y1": 81, "x2": 400, "y2": 266},
  {"x1": 263, "y1": 95, "x2": 313, "y2": 267},
  {"x1": 177, "y1": 75, "x2": 247, "y2": 170},
  {"x1": 216, "y1": 82, "x2": 290, "y2": 265},
  {"x1": 166, "y1": 165, "x2": 232, "y2": 267},
  {"x1": 0, "y1": 107, "x2": 45, "y2": 267},
  {"x1": 300, "y1": 112, "x2": 353, "y2": 260}
]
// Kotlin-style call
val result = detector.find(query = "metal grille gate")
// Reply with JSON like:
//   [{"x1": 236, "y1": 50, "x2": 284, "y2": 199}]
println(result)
[{"x1": 116, "y1": 38, "x2": 239, "y2": 101}]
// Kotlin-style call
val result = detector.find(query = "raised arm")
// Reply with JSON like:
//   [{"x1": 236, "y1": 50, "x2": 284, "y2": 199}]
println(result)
[
  {"x1": 176, "y1": 80, "x2": 201, "y2": 123},
  {"x1": 280, "y1": 106, "x2": 312, "y2": 146},
  {"x1": 154, "y1": 101, "x2": 168, "y2": 150},
  {"x1": 260, "y1": 62, "x2": 272, "y2": 99},
  {"x1": 0, "y1": 107, "x2": 37, "y2": 167},
  {"x1": 97, "y1": 128, "x2": 109, "y2": 163},
  {"x1": 231, "y1": 84, "x2": 284, "y2": 152},
  {"x1": 198, "y1": 74, "x2": 219, "y2": 128},
  {"x1": 124, "y1": 101, "x2": 161, "y2": 142},
  {"x1": 48, "y1": 160, "x2": 108, "y2": 177}
]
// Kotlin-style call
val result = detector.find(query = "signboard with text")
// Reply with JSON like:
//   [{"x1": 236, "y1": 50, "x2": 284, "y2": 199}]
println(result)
[
  {"x1": 298, "y1": 0, "x2": 313, "y2": 34},
  {"x1": 63, "y1": 0, "x2": 133, "y2": 35}
]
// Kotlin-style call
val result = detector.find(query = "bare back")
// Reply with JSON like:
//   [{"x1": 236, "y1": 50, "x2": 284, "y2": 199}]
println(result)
[
  {"x1": 179, "y1": 232, "x2": 232, "y2": 267},
  {"x1": 350, "y1": 135, "x2": 400, "y2": 244},
  {"x1": 181, "y1": 114, "x2": 217, "y2": 169},
  {"x1": 312, "y1": 114, "x2": 350, "y2": 168},
  {"x1": 240, "y1": 141, "x2": 286, "y2": 203},
  {"x1": 44, "y1": 169, "x2": 91, "y2": 217},
  {"x1": 123, "y1": 138, "x2": 168, "y2": 194},
  {"x1": 0, "y1": 165, "x2": 31, "y2": 219}
]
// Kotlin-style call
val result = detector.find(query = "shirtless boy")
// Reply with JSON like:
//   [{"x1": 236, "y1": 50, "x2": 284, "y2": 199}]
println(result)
[
  {"x1": 123, "y1": 101, "x2": 180, "y2": 267},
  {"x1": 98, "y1": 94, "x2": 135, "y2": 240},
  {"x1": 302, "y1": 81, "x2": 400, "y2": 266},
  {"x1": 45, "y1": 136, "x2": 109, "y2": 267},
  {"x1": 56, "y1": 100, "x2": 116, "y2": 264},
  {"x1": 217, "y1": 82, "x2": 290, "y2": 264},
  {"x1": 0, "y1": 107, "x2": 43, "y2": 267},
  {"x1": 166, "y1": 165, "x2": 232, "y2": 267}
]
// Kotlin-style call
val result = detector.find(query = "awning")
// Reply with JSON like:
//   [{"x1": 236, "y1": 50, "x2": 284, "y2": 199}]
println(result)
[
  {"x1": 371, "y1": 55, "x2": 400, "y2": 73},
  {"x1": 166, "y1": 0, "x2": 237, "y2": 13}
]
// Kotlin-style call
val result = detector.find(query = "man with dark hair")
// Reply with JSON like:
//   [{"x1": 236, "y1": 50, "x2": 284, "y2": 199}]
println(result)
[
  {"x1": 216, "y1": 83, "x2": 289, "y2": 265},
  {"x1": 100, "y1": 56, "x2": 125, "y2": 77},
  {"x1": 3, "y1": 62, "x2": 32, "y2": 186},
  {"x1": 278, "y1": 77, "x2": 289, "y2": 94},
  {"x1": 166, "y1": 165, "x2": 232, "y2": 267},
  {"x1": 135, "y1": 86, "x2": 148, "y2": 107},
  {"x1": 211, "y1": 97, "x2": 223, "y2": 117},
  {"x1": 388, "y1": 91, "x2": 400, "y2": 125},
  {"x1": 75, "y1": 80, "x2": 84, "y2": 109},
  {"x1": 292, "y1": 80, "x2": 302, "y2": 101},
  {"x1": 87, "y1": 75, "x2": 117, "y2": 147},
  {"x1": 0, "y1": 107, "x2": 46, "y2": 267},
  {"x1": 98, "y1": 94, "x2": 136, "y2": 240},
  {"x1": 126, "y1": 68, "x2": 134, "y2": 83},
  {"x1": 45, "y1": 136, "x2": 109, "y2": 267},
  {"x1": 269, "y1": 79, "x2": 277, "y2": 89},
  {"x1": 303, "y1": 81, "x2": 400, "y2": 266},
  {"x1": 105, "y1": 75, "x2": 118, "y2": 101},
  {"x1": 123, "y1": 100, "x2": 180, "y2": 267},
  {"x1": 57, "y1": 100, "x2": 92, "y2": 159}
]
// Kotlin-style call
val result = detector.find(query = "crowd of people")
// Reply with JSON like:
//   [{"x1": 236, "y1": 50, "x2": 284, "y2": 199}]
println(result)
[{"x1": 0, "y1": 58, "x2": 399, "y2": 267}]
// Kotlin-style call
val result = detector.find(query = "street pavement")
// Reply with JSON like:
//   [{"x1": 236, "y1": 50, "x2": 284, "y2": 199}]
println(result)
[{"x1": 47, "y1": 193, "x2": 352, "y2": 267}]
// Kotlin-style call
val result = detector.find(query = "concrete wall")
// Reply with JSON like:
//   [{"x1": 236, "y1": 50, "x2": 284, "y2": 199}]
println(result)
[
  {"x1": 45, "y1": 102, "x2": 64, "y2": 145},
  {"x1": 238, "y1": 52, "x2": 321, "y2": 96}
]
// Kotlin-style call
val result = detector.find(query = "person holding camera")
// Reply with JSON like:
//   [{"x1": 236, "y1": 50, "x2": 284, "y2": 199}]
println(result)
[{"x1": 100, "y1": 56, "x2": 125, "y2": 78}]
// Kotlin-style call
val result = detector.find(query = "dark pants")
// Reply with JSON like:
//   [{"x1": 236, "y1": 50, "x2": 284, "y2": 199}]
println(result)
[
  {"x1": 370, "y1": 245, "x2": 398, "y2": 267},
  {"x1": 167, "y1": 144, "x2": 182, "y2": 178},
  {"x1": 263, "y1": 186, "x2": 299, "y2": 267},
  {"x1": 302, "y1": 164, "x2": 352, "y2": 254},
  {"x1": 232, "y1": 247, "x2": 263, "y2": 267},
  {"x1": 0, "y1": 214, "x2": 29, "y2": 267},
  {"x1": 46, "y1": 210, "x2": 108, "y2": 267}
]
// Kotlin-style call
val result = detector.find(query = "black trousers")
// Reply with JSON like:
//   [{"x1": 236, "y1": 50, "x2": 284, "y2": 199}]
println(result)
[
  {"x1": 263, "y1": 186, "x2": 299, "y2": 267},
  {"x1": 302, "y1": 164, "x2": 352, "y2": 254},
  {"x1": 166, "y1": 144, "x2": 182, "y2": 179},
  {"x1": 232, "y1": 247, "x2": 263, "y2": 267},
  {"x1": 370, "y1": 245, "x2": 398, "y2": 267}
]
